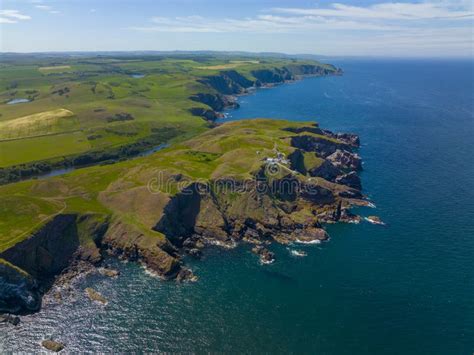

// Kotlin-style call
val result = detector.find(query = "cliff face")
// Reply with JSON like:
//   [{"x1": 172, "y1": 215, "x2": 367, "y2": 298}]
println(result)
[
  {"x1": 0, "y1": 215, "x2": 79, "y2": 281},
  {"x1": 0, "y1": 214, "x2": 183, "y2": 313},
  {"x1": 198, "y1": 70, "x2": 254, "y2": 95},
  {"x1": 101, "y1": 218, "x2": 182, "y2": 279},
  {"x1": 0, "y1": 261, "x2": 41, "y2": 314},
  {"x1": 190, "y1": 64, "x2": 340, "y2": 121},
  {"x1": 151, "y1": 124, "x2": 362, "y2": 252}
]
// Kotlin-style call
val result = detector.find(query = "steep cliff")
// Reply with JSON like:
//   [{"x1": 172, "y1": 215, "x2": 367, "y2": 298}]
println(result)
[
  {"x1": 0, "y1": 259, "x2": 41, "y2": 314},
  {"x1": 190, "y1": 63, "x2": 340, "y2": 120}
]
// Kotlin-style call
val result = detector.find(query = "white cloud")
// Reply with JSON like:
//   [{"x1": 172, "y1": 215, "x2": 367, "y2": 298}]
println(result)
[
  {"x1": 272, "y1": 2, "x2": 473, "y2": 20},
  {"x1": 132, "y1": 14, "x2": 400, "y2": 33},
  {"x1": 132, "y1": 1, "x2": 473, "y2": 34},
  {"x1": 35, "y1": 5, "x2": 51, "y2": 10},
  {"x1": 34, "y1": 3, "x2": 60, "y2": 15},
  {"x1": 0, "y1": 9, "x2": 31, "y2": 24}
]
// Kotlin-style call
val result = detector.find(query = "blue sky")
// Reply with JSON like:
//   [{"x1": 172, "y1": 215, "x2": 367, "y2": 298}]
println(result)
[{"x1": 1, "y1": 0, "x2": 473, "y2": 57}]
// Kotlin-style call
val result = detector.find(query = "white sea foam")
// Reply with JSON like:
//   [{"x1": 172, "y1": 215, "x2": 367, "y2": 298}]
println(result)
[
  {"x1": 205, "y1": 238, "x2": 237, "y2": 249},
  {"x1": 141, "y1": 265, "x2": 165, "y2": 279},
  {"x1": 260, "y1": 258, "x2": 274, "y2": 265},
  {"x1": 289, "y1": 249, "x2": 307, "y2": 257},
  {"x1": 364, "y1": 217, "x2": 386, "y2": 225},
  {"x1": 295, "y1": 238, "x2": 321, "y2": 245}
]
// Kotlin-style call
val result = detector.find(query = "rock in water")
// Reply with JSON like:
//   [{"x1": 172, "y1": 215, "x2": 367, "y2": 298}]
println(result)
[
  {"x1": 0, "y1": 313, "x2": 20, "y2": 326},
  {"x1": 176, "y1": 268, "x2": 198, "y2": 282},
  {"x1": 291, "y1": 227, "x2": 329, "y2": 244},
  {"x1": 42, "y1": 340, "x2": 65, "y2": 352},
  {"x1": 251, "y1": 246, "x2": 275, "y2": 264},
  {"x1": 98, "y1": 268, "x2": 120, "y2": 278},
  {"x1": 85, "y1": 288, "x2": 107, "y2": 305},
  {"x1": 365, "y1": 216, "x2": 385, "y2": 225}
]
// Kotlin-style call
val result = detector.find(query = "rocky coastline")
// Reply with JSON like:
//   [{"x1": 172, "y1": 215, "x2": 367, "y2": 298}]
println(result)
[
  {"x1": 0, "y1": 66, "x2": 383, "y2": 320},
  {"x1": 1, "y1": 124, "x2": 373, "y2": 315},
  {"x1": 189, "y1": 64, "x2": 342, "y2": 121}
]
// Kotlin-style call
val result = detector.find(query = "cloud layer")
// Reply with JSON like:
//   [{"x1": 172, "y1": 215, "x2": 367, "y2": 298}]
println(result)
[
  {"x1": 131, "y1": 1, "x2": 473, "y2": 33},
  {"x1": 0, "y1": 10, "x2": 31, "y2": 24},
  {"x1": 129, "y1": 1, "x2": 473, "y2": 56}
]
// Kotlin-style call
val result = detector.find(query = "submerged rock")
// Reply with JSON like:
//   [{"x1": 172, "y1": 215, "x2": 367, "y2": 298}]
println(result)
[
  {"x1": 0, "y1": 313, "x2": 20, "y2": 326},
  {"x1": 42, "y1": 339, "x2": 65, "y2": 352},
  {"x1": 98, "y1": 267, "x2": 120, "y2": 278},
  {"x1": 176, "y1": 268, "x2": 198, "y2": 282},
  {"x1": 85, "y1": 288, "x2": 107, "y2": 305}
]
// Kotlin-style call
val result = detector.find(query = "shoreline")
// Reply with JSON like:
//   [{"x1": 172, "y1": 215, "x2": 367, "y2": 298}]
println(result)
[{"x1": 0, "y1": 63, "x2": 385, "y2": 322}]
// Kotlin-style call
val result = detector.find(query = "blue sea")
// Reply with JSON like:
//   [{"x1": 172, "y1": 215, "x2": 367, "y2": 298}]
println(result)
[{"x1": 1, "y1": 59, "x2": 473, "y2": 354}]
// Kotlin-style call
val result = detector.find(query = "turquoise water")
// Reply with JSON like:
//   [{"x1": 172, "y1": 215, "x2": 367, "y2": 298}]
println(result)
[{"x1": 1, "y1": 60, "x2": 473, "y2": 353}]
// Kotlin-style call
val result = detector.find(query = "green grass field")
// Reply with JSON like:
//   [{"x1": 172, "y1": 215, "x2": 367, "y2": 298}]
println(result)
[{"x1": 0, "y1": 54, "x2": 335, "y2": 168}]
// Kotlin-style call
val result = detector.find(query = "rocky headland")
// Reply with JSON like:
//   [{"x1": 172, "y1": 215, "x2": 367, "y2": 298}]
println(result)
[{"x1": 0, "y1": 63, "x2": 379, "y2": 317}]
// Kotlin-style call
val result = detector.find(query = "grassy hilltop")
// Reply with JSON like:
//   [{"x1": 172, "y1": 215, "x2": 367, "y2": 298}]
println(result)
[{"x1": 0, "y1": 54, "x2": 337, "y2": 177}]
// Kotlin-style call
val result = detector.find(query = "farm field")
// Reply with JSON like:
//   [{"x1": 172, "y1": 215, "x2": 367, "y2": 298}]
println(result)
[{"x1": 0, "y1": 54, "x2": 333, "y2": 172}]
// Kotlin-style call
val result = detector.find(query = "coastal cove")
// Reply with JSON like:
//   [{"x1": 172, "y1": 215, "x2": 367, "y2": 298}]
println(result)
[{"x1": 1, "y1": 59, "x2": 473, "y2": 354}]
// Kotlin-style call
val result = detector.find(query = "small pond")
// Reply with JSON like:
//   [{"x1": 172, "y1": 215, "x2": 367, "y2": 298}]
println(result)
[{"x1": 6, "y1": 98, "x2": 31, "y2": 105}]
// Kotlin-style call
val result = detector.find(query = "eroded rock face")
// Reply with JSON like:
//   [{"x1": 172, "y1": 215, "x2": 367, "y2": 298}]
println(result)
[
  {"x1": 189, "y1": 93, "x2": 239, "y2": 111},
  {"x1": 336, "y1": 133, "x2": 360, "y2": 147},
  {"x1": 0, "y1": 263, "x2": 41, "y2": 314},
  {"x1": 252, "y1": 67, "x2": 293, "y2": 84},
  {"x1": 291, "y1": 135, "x2": 350, "y2": 157},
  {"x1": 327, "y1": 149, "x2": 362, "y2": 171},
  {"x1": 103, "y1": 219, "x2": 181, "y2": 279},
  {"x1": 188, "y1": 107, "x2": 221, "y2": 122},
  {"x1": 308, "y1": 160, "x2": 341, "y2": 181},
  {"x1": 0, "y1": 215, "x2": 79, "y2": 281},
  {"x1": 199, "y1": 71, "x2": 251, "y2": 95},
  {"x1": 321, "y1": 130, "x2": 360, "y2": 148},
  {"x1": 335, "y1": 171, "x2": 362, "y2": 190}
]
